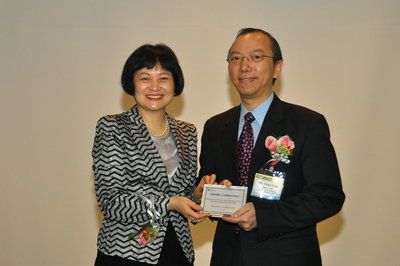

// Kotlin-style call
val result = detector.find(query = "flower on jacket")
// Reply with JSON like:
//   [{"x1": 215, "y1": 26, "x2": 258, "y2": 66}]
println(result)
[
  {"x1": 130, "y1": 224, "x2": 159, "y2": 246},
  {"x1": 265, "y1": 135, "x2": 295, "y2": 166}
]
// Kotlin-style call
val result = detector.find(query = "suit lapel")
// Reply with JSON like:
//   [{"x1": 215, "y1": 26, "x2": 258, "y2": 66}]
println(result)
[
  {"x1": 247, "y1": 96, "x2": 285, "y2": 193},
  {"x1": 221, "y1": 106, "x2": 241, "y2": 185},
  {"x1": 127, "y1": 106, "x2": 170, "y2": 190}
]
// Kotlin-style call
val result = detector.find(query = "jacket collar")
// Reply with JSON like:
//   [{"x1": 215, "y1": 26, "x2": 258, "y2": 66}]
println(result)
[
  {"x1": 221, "y1": 96, "x2": 286, "y2": 186},
  {"x1": 220, "y1": 106, "x2": 241, "y2": 184},
  {"x1": 126, "y1": 105, "x2": 184, "y2": 188},
  {"x1": 247, "y1": 95, "x2": 285, "y2": 191},
  {"x1": 127, "y1": 105, "x2": 177, "y2": 133}
]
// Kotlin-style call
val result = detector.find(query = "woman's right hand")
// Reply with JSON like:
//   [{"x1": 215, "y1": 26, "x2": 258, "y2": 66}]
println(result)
[
  {"x1": 194, "y1": 174, "x2": 232, "y2": 203},
  {"x1": 168, "y1": 196, "x2": 210, "y2": 223},
  {"x1": 194, "y1": 174, "x2": 217, "y2": 203}
]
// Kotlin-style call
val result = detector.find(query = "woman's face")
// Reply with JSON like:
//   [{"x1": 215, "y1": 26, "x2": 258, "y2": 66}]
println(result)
[{"x1": 133, "y1": 63, "x2": 174, "y2": 113}]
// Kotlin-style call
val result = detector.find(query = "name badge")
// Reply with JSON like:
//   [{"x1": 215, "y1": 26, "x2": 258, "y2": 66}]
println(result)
[{"x1": 251, "y1": 172, "x2": 284, "y2": 200}]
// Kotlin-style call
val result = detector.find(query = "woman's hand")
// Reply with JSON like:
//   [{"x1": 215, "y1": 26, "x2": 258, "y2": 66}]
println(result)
[
  {"x1": 194, "y1": 174, "x2": 217, "y2": 203},
  {"x1": 194, "y1": 174, "x2": 233, "y2": 204},
  {"x1": 168, "y1": 196, "x2": 210, "y2": 223}
]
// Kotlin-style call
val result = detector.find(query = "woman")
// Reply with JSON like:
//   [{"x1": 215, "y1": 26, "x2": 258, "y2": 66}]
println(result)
[{"x1": 92, "y1": 44, "x2": 208, "y2": 266}]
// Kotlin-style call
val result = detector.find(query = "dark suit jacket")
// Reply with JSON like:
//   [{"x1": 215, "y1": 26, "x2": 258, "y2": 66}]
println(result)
[{"x1": 198, "y1": 95, "x2": 345, "y2": 266}]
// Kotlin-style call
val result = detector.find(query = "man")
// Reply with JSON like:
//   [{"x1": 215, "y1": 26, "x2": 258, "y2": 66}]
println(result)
[{"x1": 197, "y1": 28, "x2": 345, "y2": 266}]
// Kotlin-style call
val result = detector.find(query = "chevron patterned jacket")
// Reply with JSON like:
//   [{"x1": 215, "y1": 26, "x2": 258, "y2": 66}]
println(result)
[{"x1": 92, "y1": 105, "x2": 197, "y2": 264}]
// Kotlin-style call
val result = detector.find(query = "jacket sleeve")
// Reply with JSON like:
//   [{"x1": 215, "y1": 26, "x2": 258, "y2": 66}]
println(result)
[
  {"x1": 197, "y1": 120, "x2": 216, "y2": 184},
  {"x1": 92, "y1": 116, "x2": 170, "y2": 225},
  {"x1": 253, "y1": 113, "x2": 345, "y2": 238}
]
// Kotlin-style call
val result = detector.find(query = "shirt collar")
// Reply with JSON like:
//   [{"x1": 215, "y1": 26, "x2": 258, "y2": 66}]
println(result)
[{"x1": 240, "y1": 93, "x2": 274, "y2": 125}]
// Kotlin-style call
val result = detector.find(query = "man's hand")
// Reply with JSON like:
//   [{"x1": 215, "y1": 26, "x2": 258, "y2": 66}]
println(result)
[
  {"x1": 222, "y1": 202, "x2": 257, "y2": 231},
  {"x1": 194, "y1": 174, "x2": 217, "y2": 203},
  {"x1": 219, "y1": 179, "x2": 232, "y2": 187}
]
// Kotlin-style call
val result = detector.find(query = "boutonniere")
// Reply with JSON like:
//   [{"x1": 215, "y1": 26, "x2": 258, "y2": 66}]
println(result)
[{"x1": 265, "y1": 135, "x2": 295, "y2": 168}]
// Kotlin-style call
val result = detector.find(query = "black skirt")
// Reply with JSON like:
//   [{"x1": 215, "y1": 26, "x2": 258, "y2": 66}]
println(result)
[{"x1": 94, "y1": 222, "x2": 193, "y2": 266}]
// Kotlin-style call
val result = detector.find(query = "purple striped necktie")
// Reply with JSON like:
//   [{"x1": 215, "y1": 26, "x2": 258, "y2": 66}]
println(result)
[{"x1": 237, "y1": 112, "x2": 255, "y2": 186}]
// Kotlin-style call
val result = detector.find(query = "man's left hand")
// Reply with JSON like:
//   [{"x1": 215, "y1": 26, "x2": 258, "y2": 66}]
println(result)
[{"x1": 222, "y1": 202, "x2": 257, "y2": 231}]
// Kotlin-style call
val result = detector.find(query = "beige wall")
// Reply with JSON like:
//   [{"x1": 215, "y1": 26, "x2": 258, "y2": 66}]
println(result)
[{"x1": 1, "y1": 1, "x2": 399, "y2": 265}]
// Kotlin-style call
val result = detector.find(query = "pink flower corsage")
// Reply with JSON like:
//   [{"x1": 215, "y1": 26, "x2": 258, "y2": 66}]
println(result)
[
  {"x1": 265, "y1": 135, "x2": 295, "y2": 167},
  {"x1": 129, "y1": 223, "x2": 159, "y2": 246},
  {"x1": 128, "y1": 195, "x2": 161, "y2": 246}
]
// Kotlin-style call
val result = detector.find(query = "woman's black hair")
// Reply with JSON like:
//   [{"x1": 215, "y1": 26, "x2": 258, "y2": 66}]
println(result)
[{"x1": 121, "y1": 44, "x2": 184, "y2": 96}]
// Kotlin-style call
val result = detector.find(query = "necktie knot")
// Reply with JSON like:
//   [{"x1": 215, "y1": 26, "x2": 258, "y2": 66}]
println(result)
[{"x1": 244, "y1": 112, "x2": 255, "y2": 124}]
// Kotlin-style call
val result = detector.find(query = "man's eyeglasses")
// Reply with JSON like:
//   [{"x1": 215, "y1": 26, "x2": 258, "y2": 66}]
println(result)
[{"x1": 227, "y1": 54, "x2": 275, "y2": 64}]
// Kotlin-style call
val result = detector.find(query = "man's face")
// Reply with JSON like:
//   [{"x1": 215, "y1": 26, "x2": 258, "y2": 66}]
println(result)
[{"x1": 228, "y1": 32, "x2": 282, "y2": 106}]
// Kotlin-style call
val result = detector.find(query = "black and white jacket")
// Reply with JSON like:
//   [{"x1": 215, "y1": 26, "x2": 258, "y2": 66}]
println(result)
[{"x1": 92, "y1": 105, "x2": 197, "y2": 264}]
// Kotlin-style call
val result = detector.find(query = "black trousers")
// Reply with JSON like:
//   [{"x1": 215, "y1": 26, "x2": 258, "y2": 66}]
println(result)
[
  {"x1": 210, "y1": 227, "x2": 244, "y2": 266},
  {"x1": 95, "y1": 223, "x2": 193, "y2": 266}
]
